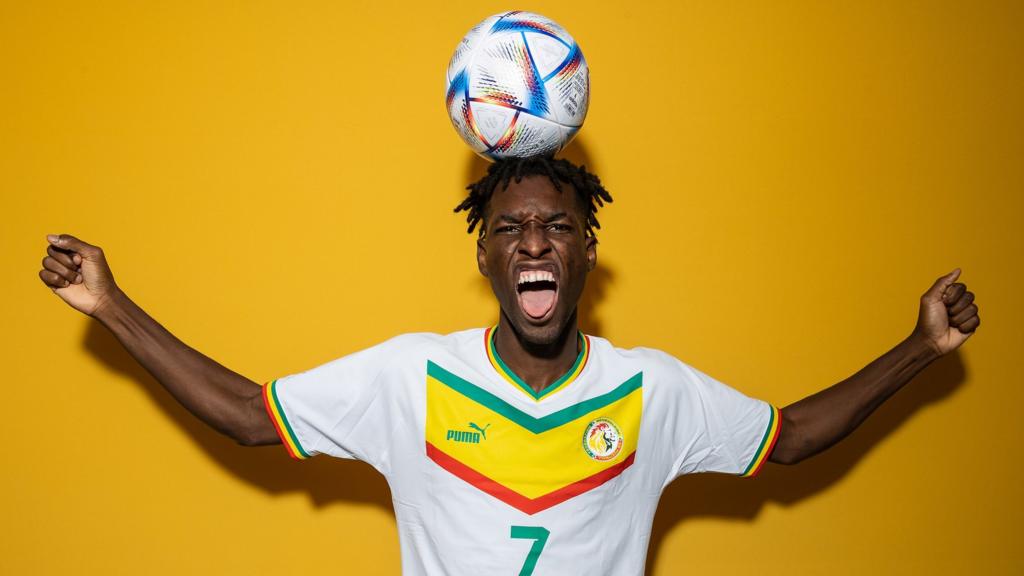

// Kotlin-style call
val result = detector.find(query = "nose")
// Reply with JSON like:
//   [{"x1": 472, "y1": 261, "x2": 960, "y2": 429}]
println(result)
[{"x1": 518, "y1": 222, "x2": 552, "y2": 258}]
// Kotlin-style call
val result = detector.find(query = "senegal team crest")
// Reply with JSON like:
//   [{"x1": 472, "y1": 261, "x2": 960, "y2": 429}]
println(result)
[{"x1": 583, "y1": 418, "x2": 623, "y2": 461}]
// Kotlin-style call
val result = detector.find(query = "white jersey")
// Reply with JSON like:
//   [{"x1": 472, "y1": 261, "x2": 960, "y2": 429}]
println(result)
[{"x1": 263, "y1": 327, "x2": 780, "y2": 575}]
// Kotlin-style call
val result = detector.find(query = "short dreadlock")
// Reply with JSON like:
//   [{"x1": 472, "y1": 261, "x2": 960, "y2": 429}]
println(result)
[{"x1": 454, "y1": 155, "x2": 613, "y2": 237}]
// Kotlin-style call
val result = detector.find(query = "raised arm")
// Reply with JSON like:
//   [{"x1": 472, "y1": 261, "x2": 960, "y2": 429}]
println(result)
[
  {"x1": 769, "y1": 269, "x2": 979, "y2": 465},
  {"x1": 39, "y1": 234, "x2": 279, "y2": 446}
]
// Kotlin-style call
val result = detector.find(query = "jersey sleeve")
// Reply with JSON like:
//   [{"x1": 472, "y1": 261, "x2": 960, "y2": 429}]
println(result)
[
  {"x1": 667, "y1": 362, "x2": 782, "y2": 480},
  {"x1": 262, "y1": 335, "x2": 416, "y2": 467}
]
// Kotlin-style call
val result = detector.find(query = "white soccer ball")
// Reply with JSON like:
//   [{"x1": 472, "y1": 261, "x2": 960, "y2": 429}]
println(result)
[{"x1": 445, "y1": 11, "x2": 590, "y2": 160}]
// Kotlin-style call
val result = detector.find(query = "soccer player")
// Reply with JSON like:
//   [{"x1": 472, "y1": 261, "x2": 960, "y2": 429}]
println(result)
[{"x1": 38, "y1": 155, "x2": 980, "y2": 575}]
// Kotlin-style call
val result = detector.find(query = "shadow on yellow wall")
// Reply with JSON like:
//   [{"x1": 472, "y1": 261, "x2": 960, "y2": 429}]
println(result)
[
  {"x1": 648, "y1": 350, "x2": 966, "y2": 567},
  {"x1": 83, "y1": 321, "x2": 392, "y2": 510}
]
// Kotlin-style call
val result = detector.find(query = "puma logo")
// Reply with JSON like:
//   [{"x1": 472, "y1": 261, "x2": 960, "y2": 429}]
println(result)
[
  {"x1": 469, "y1": 422, "x2": 491, "y2": 440},
  {"x1": 445, "y1": 423, "x2": 491, "y2": 444}
]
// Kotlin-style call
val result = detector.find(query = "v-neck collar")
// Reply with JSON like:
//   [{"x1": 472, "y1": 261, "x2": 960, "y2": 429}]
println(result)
[{"x1": 484, "y1": 325, "x2": 590, "y2": 401}]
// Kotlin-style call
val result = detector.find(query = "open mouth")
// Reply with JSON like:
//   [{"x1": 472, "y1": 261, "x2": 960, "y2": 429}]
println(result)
[{"x1": 516, "y1": 270, "x2": 558, "y2": 320}]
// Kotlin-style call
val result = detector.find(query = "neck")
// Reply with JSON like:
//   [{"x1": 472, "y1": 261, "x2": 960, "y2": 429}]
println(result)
[{"x1": 493, "y1": 312, "x2": 580, "y2": 394}]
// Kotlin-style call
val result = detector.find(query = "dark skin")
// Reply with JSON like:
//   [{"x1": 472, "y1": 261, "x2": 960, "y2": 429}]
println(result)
[
  {"x1": 39, "y1": 176, "x2": 980, "y2": 464},
  {"x1": 38, "y1": 237, "x2": 276, "y2": 446},
  {"x1": 476, "y1": 175, "x2": 597, "y2": 391}
]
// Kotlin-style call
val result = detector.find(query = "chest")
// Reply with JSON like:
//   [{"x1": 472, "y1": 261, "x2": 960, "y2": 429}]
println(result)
[{"x1": 418, "y1": 360, "x2": 646, "y2": 514}]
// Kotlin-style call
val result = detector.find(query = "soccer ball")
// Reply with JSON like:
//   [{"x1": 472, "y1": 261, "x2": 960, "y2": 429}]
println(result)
[{"x1": 445, "y1": 11, "x2": 590, "y2": 160}]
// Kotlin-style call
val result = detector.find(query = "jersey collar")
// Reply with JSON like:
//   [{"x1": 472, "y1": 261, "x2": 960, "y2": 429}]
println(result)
[{"x1": 484, "y1": 325, "x2": 590, "y2": 401}]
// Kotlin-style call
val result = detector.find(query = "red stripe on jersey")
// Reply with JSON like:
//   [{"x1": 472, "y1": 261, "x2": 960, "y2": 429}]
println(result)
[{"x1": 426, "y1": 441, "x2": 636, "y2": 515}]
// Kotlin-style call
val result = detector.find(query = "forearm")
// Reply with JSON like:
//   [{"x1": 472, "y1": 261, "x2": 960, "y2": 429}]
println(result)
[
  {"x1": 93, "y1": 289, "x2": 278, "y2": 446},
  {"x1": 770, "y1": 334, "x2": 940, "y2": 464}
]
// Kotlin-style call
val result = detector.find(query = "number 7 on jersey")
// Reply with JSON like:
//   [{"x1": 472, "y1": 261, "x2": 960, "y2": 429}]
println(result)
[{"x1": 510, "y1": 526, "x2": 550, "y2": 576}]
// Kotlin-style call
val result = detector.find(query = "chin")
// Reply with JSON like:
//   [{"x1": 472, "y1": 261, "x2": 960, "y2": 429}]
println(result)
[{"x1": 505, "y1": 309, "x2": 576, "y2": 349}]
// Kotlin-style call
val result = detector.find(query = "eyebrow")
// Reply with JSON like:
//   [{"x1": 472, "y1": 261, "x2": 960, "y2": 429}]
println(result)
[{"x1": 496, "y1": 212, "x2": 570, "y2": 223}]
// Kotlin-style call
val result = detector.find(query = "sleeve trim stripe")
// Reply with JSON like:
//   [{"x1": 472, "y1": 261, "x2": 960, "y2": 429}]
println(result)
[
  {"x1": 740, "y1": 404, "x2": 781, "y2": 477},
  {"x1": 262, "y1": 380, "x2": 310, "y2": 460}
]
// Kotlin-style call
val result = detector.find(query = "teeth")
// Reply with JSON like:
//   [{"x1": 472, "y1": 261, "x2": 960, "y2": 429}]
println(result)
[{"x1": 518, "y1": 270, "x2": 555, "y2": 284}]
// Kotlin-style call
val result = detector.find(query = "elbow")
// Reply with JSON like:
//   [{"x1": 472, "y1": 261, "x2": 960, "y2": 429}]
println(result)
[
  {"x1": 211, "y1": 420, "x2": 262, "y2": 447},
  {"x1": 768, "y1": 410, "x2": 813, "y2": 465},
  {"x1": 229, "y1": 387, "x2": 280, "y2": 446},
  {"x1": 229, "y1": 416, "x2": 278, "y2": 447},
  {"x1": 231, "y1": 393, "x2": 279, "y2": 447},
  {"x1": 231, "y1": 422, "x2": 279, "y2": 447},
  {"x1": 233, "y1": 429, "x2": 263, "y2": 447},
  {"x1": 769, "y1": 445, "x2": 805, "y2": 466}
]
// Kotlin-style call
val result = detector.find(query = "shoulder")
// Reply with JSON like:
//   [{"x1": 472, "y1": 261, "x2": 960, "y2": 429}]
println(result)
[
  {"x1": 585, "y1": 334, "x2": 715, "y2": 393},
  {"x1": 365, "y1": 327, "x2": 485, "y2": 351},
  {"x1": 587, "y1": 334, "x2": 691, "y2": 374},
  {"x1": 358, "y1": 327, "x2": 487, "y2": 360}
]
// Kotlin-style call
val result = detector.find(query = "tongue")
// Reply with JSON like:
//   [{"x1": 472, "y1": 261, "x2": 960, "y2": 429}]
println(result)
[{"x1": 521, "y1": 289, "x2": 556, "y2": 319}]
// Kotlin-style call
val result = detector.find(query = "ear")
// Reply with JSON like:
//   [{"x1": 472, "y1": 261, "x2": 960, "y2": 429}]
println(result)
[
  {"x1": 476, "y1": 235, "x2": 489, "y2": 277},
  {"x1": 586, "y1": 235, "x2": 598, "y2": 271}
]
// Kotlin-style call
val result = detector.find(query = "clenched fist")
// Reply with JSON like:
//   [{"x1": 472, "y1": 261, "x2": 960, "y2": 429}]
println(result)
[
  {"x1": 39, "y1": 234, "x2": 120, "y2": 317},
  {"x1": 913, "y1": 268, "x2": 981, "y2": 357}
]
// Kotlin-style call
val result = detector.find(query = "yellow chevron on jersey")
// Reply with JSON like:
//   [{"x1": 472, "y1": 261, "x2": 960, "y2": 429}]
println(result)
[{"x1": 425, "y1": 361, "x2": 642, "y2": 515}]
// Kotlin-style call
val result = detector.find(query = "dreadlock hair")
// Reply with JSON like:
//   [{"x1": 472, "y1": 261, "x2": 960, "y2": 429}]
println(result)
[{"x1": 454, "y1": 155, "x2": 613, "y2": 238}]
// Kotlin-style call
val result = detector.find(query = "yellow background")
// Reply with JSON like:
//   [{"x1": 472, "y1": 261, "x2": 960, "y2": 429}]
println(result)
[{"x1": 2, "y1": 1, "x2": 1021, "y2": 574}]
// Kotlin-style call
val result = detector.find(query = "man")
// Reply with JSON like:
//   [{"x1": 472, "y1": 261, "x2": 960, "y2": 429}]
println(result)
[{"x1": 39, "y1": 155, "x2": 980, "y2": 575}]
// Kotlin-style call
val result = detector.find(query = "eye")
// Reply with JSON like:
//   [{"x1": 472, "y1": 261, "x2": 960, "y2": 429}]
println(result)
[
  {"x1": 495, "y1": 224, "x2": 522, "y2": 234},
  {"x1": 547, "y1": 223, "x2": 572, "y2": 232}
]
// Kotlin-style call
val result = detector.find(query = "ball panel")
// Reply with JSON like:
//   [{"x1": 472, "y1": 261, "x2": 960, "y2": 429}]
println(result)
[
  {"x1": 446, "y1": 72, "x2": 487, "y2": 154},
  {"x1": 471, "y1": 33, "x2": 550, "y2": 119},
  {"x1": 487, "y1": 112, "x2": 564, "y2": 159},
  {"x1": 487, "y1": 11, "x2": 575, "y2": 47},
  {"x1": 469, "y1": 100, "x2": 517, "y2": 147},
  {"x1": 446, "y1": 13, "x2": 503, "y2": 86},
  {"x1": 548, "y1": 46, "x2": 589, "y2": 127},
  {"x1": 523, "y1": 31, "x2": 570, "y2": 79}
]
